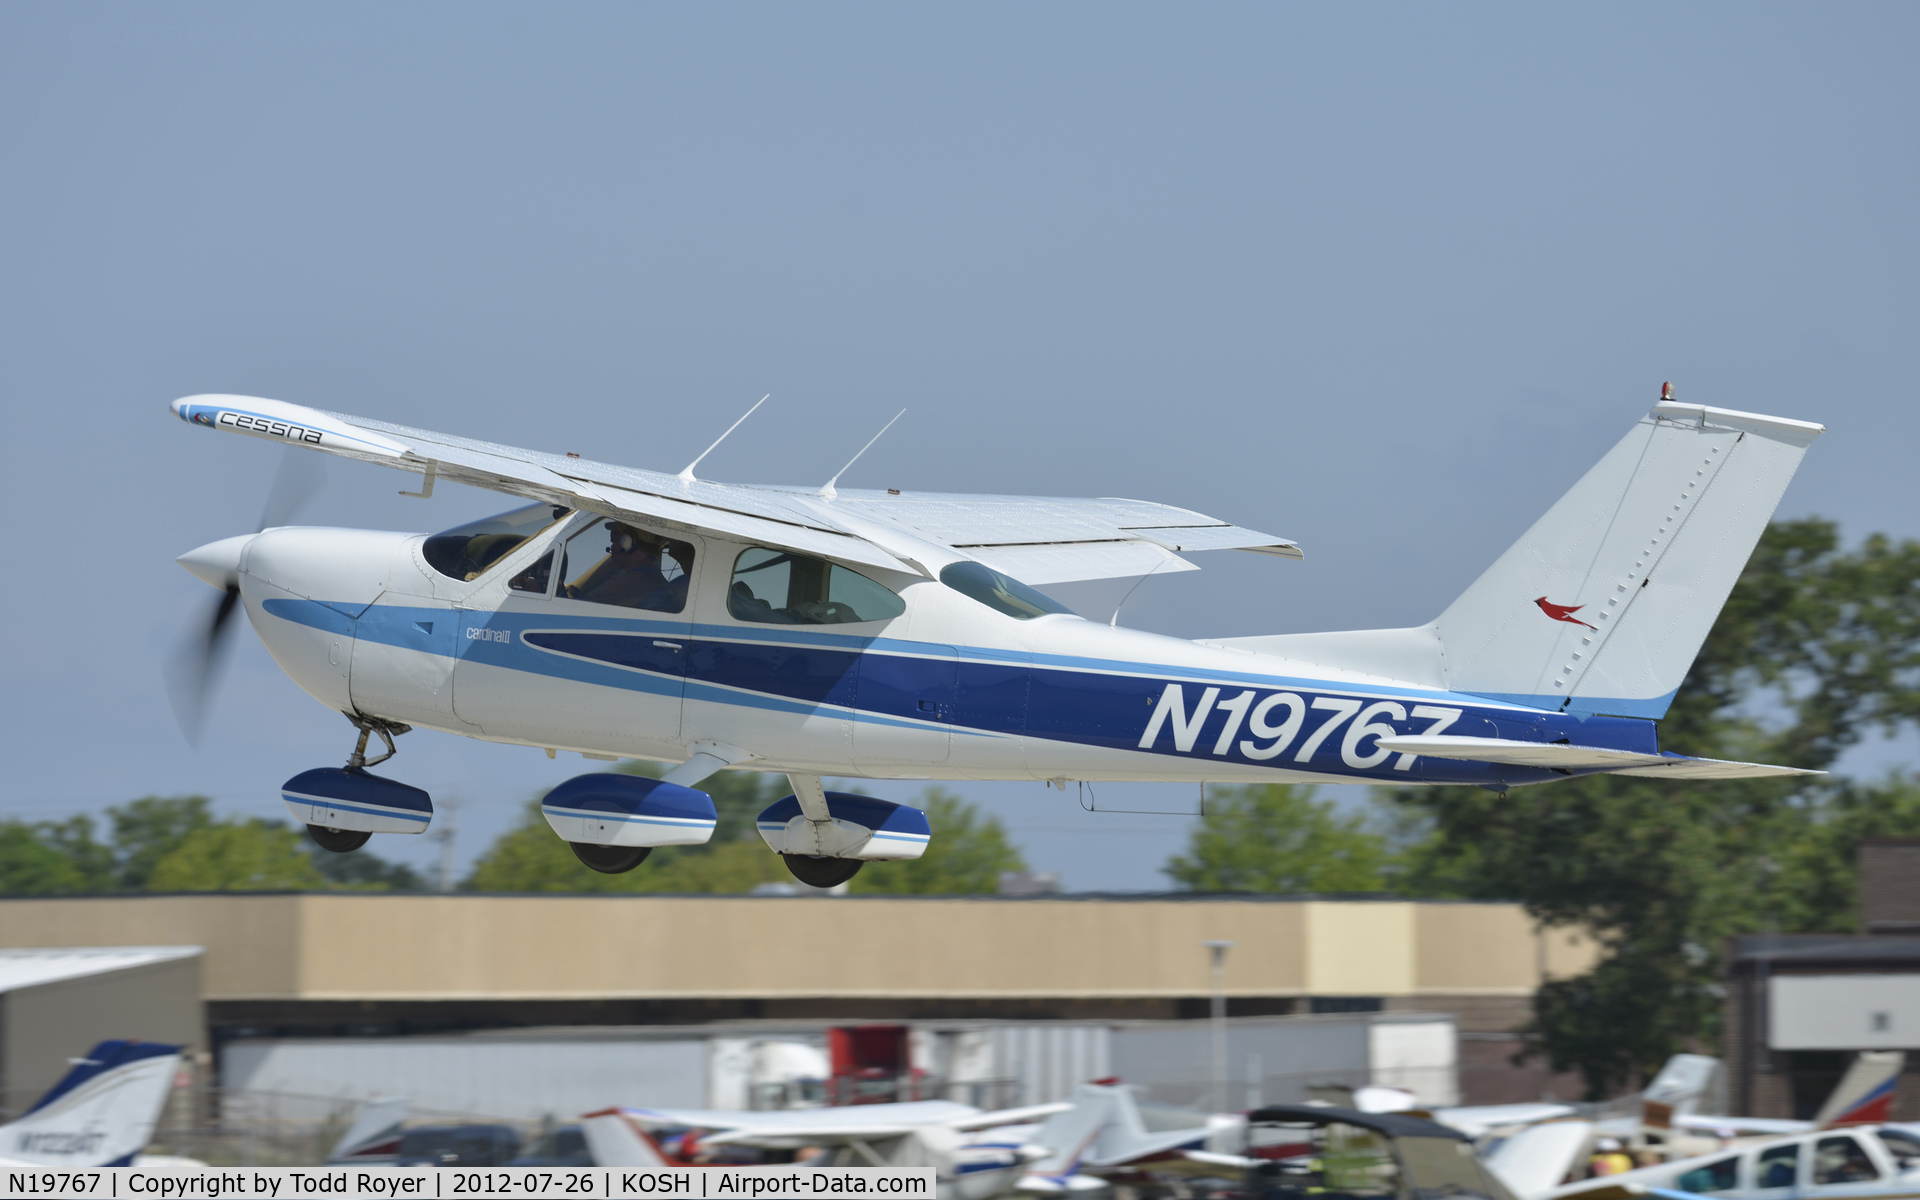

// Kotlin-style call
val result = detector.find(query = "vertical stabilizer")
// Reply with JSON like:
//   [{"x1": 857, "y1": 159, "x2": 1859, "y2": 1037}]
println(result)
[
  {"x1": 1814, "y1": 1051, "x2": 1904, "y2": 1128},
  {"x1": 0, "y1": 1040, "x2": 181, "y2": 1168},
  {"x1": 327, "y1": 1095, "x2": 411, "y2": 1164},
  {"x1": 579, "y1": 1110, "x2": 677, "y2": 1169},
  {"x1": 1435, "y1": 401, "x2": 1823, "y2": 717}
]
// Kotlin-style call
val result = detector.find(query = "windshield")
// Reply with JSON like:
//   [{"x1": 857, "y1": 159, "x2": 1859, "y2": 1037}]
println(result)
[
  {"x1": 423, "y1": 503, "x2": 570, "y2": 582},
  {"x1": 939, "y1": 560, "x2": 1071, "y2": 620}
]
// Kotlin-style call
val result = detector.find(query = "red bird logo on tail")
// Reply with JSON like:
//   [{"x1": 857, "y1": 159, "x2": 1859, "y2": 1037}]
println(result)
[{"x1": 1535, "y1": 597, "x2": 1597, "y2": 630}]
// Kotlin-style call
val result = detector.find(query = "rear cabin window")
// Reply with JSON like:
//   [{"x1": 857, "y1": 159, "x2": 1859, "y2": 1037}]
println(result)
[
  {"x1": 1814, "y1": 1137, "x2": 1879, "y2": 1185},
  {"x1": 728, "y1": 547, "x2": 905, "y2": 625},
  {"x1": 1756, "y1": 1143, "x2": 1799, "y2": 1189},
  {"x1": 1878, "y1": 1130, "x2": 1920, "y2": 1171},
  {"x1": 939, "y1": 561, "x2": 1071, "y2": 620},
  {"x1": 423, "y1": 503, "x2": 570, "y2": 582},
  {"x1": 1676, "y1": 1156, "x2": 1740, "y2": 1194}
]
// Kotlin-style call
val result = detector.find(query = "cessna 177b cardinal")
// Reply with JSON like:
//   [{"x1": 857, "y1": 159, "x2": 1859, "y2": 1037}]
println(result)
[{"x1": 169, "y1": 388, "x2": 1823, "y2": 887}]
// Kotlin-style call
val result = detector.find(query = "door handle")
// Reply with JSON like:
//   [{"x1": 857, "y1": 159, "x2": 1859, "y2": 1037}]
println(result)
[{"x1": 653, "y1": 640, "x2": 682, "y2": 650}]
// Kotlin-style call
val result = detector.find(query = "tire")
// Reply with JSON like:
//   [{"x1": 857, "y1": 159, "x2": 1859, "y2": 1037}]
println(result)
[
  {"x1": 307, "y1": 825, "x2": 372, "y2": 853},
  {"x1": 782, "y1": 854, "x2": 864, "y2": 888},
  {"x1": 571, "y1": 842, "x2": 652, "y2": 874}
]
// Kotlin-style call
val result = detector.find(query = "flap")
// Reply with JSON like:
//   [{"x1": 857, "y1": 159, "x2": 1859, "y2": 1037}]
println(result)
[{"x1": 967, "y1": 540, "x2": 1198, "y2": 586}]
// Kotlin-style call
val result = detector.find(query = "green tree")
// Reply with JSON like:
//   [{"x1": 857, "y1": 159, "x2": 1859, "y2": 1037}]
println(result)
[
  {"x1": 0, "y1": 821, "x2": 95, "y2": 895},
  {"x1": 110, "y1": 796, "x2": 213, "y2": 889},
  {"x1": 850, "y1": 789, "x2": 1026, "y2": 894},
  {"x1": 147, "y1": 819, "x2": 329, "y2": 891},
  {"x1": 1389, "y1": 519, "x2": 1920, "y2": 1098},
  {"x1": 1164, "y1": 784, "x2": 1389, "y2": 893},
  {"x1": 307, "y1": 845, "x2": 425, "y2": 891}
]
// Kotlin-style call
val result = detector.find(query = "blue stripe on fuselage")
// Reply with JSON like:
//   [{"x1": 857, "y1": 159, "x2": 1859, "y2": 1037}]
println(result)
[{"x1": 264, "y1": 598, "x2": 1661, "y2": 785}]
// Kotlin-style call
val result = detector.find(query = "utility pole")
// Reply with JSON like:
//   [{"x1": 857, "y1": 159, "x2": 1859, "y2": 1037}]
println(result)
[
  {"x1": 428, "y1": 796, "x2": 460, "y2": 892},
  {"x1": 1203, "y1": 939, "x2": 1234, "y2": 1111}
]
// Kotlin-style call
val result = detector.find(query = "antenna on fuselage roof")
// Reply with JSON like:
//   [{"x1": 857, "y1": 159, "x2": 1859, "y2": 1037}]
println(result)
[
  {"x1": 677, "y1": 394, "x2": 770, "y2": 484},
  {"x1": 818, "y1": 409, "x2": 907, "y2": 500}
]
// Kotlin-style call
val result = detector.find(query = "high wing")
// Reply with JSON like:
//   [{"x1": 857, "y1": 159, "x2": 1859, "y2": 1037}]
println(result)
[
  {"x1": 617, "y1": 1100, "x2": 980, "y2": 1134},
  {"x1": 616, "y1": 1099, "x2": 1071, "y2": 1147},
  {"x1": 171, "y1": 395, "x2": 1299, "y2": 584}
]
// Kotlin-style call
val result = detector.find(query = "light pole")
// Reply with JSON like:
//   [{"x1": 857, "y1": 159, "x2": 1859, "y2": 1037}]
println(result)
[{"x1": 1202, "y1": 939, "x2": 1234, "y2": 1111}]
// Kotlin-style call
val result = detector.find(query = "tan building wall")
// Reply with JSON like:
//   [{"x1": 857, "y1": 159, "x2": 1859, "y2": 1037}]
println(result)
[
  {"x1": 0, "y1": 894, "x2": 1593, "y2": 1003},
  {"x1": 2, "y1": 955, "x2": 203, "y2": 1118}
]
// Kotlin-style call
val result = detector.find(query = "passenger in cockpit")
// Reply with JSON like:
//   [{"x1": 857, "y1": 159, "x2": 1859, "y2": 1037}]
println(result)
[{"x1": 568, "y1": 522, "x2": 690, "y2": 611}]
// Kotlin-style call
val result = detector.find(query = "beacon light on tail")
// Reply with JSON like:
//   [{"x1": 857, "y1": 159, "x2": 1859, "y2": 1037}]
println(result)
[{"x1": 170, "y1": 383, "x2": 1823, "y2": 889}]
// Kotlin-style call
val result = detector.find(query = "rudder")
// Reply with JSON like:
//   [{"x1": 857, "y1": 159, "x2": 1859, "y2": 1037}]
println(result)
[{"x1": 1435, "y1": 399, "x2": 1823, "y2": 718}]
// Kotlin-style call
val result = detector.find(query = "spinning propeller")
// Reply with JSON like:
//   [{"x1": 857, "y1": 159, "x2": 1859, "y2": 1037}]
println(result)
[{"x1": 165, "y1": 447, "x2": 326, "y2": 744}]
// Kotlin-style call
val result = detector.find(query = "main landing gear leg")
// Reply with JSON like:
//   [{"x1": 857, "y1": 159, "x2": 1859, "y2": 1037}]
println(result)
[
  {"x1": 778, "y1": 773, "x2": 865, "y2": 888},
  {"x1": 306, "y1": 713, "x2": 414, "y2": 854}
]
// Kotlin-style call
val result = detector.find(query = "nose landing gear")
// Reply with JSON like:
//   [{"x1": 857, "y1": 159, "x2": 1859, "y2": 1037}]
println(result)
[
  {"x1": 287, "y1": 714, "x2": 429, "y2": 854},
  {"x1": 308, "y1": 826, "x2": 373, "y2": 853}
]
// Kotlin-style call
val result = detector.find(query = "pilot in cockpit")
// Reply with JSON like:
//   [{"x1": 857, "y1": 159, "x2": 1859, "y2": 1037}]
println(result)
[{"x1": 567, "y1": 522, "x2": 691, "y2": 611}]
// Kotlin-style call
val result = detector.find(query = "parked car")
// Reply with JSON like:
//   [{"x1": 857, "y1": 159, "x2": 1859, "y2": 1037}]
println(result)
[
  {"x1": 511, "y1": 1125, "x2": 594, "y2": 1168},
  {"x1": 395, "y1": 1124, "x2": 522, "y2": 1167}
]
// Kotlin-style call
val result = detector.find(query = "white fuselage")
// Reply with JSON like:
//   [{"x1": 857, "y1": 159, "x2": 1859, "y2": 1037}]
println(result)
[{"x1": 232, "y1": 514, "x2": 1638, "y2": 790}]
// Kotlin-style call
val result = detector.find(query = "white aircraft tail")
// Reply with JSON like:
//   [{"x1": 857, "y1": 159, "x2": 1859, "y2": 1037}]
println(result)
[
  {"x1": 1221, "y1": 398, "x2": 1823, "y2": 721},
  {"x1": 1814, "y1": 1051, "x2": 1904, "y2": 1128},
  {"x1": 1024, "y1": 1082, "x2": 1215, "y2": 1180},
  {"x1": 1640, "y1": 1053, "x2": 1724, "y2": 1124},
  {"x1": 1482, "y1": 1119, "x2": 1595, "y2": 1200},
  {"x1": 327, "y1": 1095, "x2": 411, "y2": 1164},
  {"x1": 579, "y1": 1109, "x2": 676, "y2": 1169},
  {"x1": 1, "y1": 1040, "x2": 181, "y2": 1168}
]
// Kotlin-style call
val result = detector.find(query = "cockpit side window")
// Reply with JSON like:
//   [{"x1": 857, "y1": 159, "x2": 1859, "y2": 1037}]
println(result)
[
  {"x1": 938, "y1": 560, "x2": 1071, "y2": 620},
  {"x1": 728, "y1": 547, "x2": 906, "y2": 625},
  {"x1": 423, "y1": 503, "x2": 571, "y2": 582},
  {"x1": 558, "y1": 520, "x2": 695, "y2": 613}
]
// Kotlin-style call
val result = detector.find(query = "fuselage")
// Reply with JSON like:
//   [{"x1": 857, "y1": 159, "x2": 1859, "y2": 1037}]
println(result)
[{"x1": 226, "y1": 511, "x2": 1659, "y2": 790}]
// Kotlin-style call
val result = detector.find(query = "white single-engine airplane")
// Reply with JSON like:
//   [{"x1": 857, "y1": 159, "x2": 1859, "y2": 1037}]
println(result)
[{"x1": 170, "y1": 387, "x2": 1822, "y2": 885}]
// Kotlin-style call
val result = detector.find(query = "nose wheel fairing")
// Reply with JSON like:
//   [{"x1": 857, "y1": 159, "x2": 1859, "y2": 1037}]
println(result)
[{"x1": 282, "y1": 766, "x2": 433, "y2": 836}]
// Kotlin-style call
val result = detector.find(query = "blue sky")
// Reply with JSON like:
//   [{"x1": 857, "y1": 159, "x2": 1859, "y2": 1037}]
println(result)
[{"x1": 2, "y1": 3, "x2": 1914, "y2": 889}]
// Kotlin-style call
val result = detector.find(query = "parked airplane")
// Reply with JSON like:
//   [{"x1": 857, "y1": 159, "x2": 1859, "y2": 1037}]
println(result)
[
  {"x1": 1016, "y1": 1081, "x2": 1238, "y2": 1192},
  {"x1": 326, "y1": 1095, "x2": 411, "y2": 1165},
  {"x1": 580, "y1": 1098, "x2": 1069, "y2": 1200},
  {"x1": 1486, "y1": 1052, "x2": 1905, "y2": 1200},
  {"x1": 0, "y1": 1040, "x2": 182, "y2": 1169},
  {"x1": 1437, "y1": 1053, "x2": 1725, "y2": 1140},
  {"x1": 169, "y1": 389, "x2": 1822, "y2": 885},
  {"x1": 1544, "y1": 1122, "x2": 1920, "y2": 1200}
]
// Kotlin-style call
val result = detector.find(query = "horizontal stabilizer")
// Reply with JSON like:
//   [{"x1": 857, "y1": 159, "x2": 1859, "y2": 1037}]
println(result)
[{"x1": 1380, "y1": 736, "x2": 1820, "y2": 780}]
